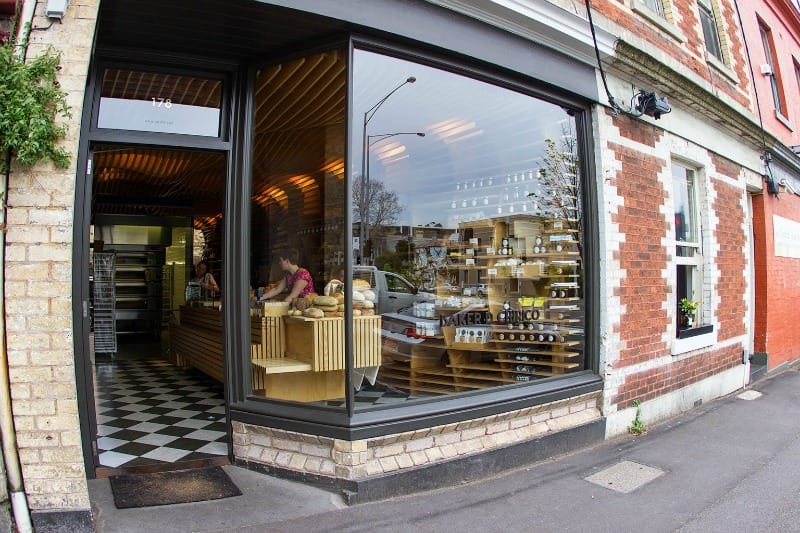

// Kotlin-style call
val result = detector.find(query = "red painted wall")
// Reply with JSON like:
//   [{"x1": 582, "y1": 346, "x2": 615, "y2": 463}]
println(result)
[{"x1": 752, "y1": 192, "x2": 800, "y2": 368}]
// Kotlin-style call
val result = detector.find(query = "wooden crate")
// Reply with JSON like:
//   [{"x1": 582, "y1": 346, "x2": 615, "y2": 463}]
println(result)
[{"x1": 284, "y1": 315, "x2": 381, "y2": 371}]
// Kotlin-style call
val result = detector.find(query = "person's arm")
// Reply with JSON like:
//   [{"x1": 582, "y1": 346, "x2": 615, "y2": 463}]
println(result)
[
  {"x1": 260, "y1": 278, "x2": 286, "y2": 300},
  {"x1": 205, "y1": 273, "x2": 220, "y2": 293},
  {"x1": 283, "y1": 278, "x2": 308, "y2": 302}
]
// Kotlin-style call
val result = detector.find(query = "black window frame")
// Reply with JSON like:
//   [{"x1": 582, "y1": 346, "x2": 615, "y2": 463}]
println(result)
[{"x1": 227, "y1": 33, "x2": 602, "y2": 440}]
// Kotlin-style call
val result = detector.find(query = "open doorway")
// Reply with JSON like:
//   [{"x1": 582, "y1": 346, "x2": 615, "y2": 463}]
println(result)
[{"x1": 87, "y1": 144, "x2": 228, "y2": 473}]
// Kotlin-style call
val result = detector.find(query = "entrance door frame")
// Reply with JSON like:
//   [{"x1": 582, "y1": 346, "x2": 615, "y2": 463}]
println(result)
[{"x1": 71, "y1": 50, "x2": 240, "y2": 477}]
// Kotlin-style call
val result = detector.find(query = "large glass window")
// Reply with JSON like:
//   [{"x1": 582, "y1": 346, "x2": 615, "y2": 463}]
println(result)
[
  {"x1": 248, "y1": 49, "x2": 348, "y2": 406},
  {"x1": 350, "y1": 50, "x2": 585, "y2": 406}
]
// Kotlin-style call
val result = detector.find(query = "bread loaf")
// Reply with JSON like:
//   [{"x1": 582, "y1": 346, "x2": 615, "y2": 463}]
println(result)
[
  {"x1": 303, "y1": 307, "x2": 324, "y2": 319},
  {"x1": 313, "y1": 295, "x2": 338, "y2": 307}
]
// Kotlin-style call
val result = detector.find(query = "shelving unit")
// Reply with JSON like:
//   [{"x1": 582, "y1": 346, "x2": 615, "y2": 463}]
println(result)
[
  {"x1": 92, "y1": 253, "x2": 117, "y2": 354},
  {"x1": 375, "y1": 211, "x2": 585, "y2": 394}
]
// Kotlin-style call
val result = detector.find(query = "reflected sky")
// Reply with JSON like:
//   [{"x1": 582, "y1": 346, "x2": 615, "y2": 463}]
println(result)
[{"x1": 352, "y1": 49, "x2": 576, "y2": 228}]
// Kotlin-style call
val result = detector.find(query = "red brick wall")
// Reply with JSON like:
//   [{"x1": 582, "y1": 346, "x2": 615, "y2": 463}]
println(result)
[
  {"x1": 593, "y1": 0, "x2": 751, "y2": 109},
  {"x1": 710, "y1": 157, "x2": 747, "y2": 342},
  {"x1": 608, "y1": 127, "x2": 750, "y2": 410},
  {"x1": 611, "y1": 345, "x2": 742, "y2": 406},
  {"x1": 609, "y1": 116, "x2": 670, "y2": 369}
]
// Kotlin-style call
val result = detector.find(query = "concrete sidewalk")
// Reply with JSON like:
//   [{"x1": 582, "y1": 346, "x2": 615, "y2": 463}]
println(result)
[{"x1": 90, "y1": 367, "x2": 800, "y2": 532}]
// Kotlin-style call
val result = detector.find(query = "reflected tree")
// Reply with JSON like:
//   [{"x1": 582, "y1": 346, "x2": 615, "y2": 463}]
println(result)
[
  {"x1": 353, "y1": 175, "x2": 404, "y2": 258},
  {"x1": 528, "y1": 124, "x2": 581, "y2": 247}
]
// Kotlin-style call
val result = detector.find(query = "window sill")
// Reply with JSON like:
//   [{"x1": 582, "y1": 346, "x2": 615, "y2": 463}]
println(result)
[
  {"x1": 672, "y1": 324, "x2": 715, "y2": 355},
  {"x1": 631, "y1": 2, "x2": 685, "y2": 43},
  {"x1": 705, "y1": 52, "x2": 739, "y2": 84},
  {"x1": 775, "y1": 111, "x2": 794, "y2": 132}
]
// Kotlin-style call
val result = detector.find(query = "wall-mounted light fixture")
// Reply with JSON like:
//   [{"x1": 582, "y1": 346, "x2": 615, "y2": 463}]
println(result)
[
  {"x1": 759, "y1": 64, "x2": 773, "y2": 76},
  {"x1": 635, "y1": 91, "x2": 672, "y2": 120},
  {"x1": 45, "y1": 0, "x2": 69, "y2": 20}
]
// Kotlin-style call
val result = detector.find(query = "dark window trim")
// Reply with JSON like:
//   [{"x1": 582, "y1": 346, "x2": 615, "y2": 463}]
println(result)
[
  {"x1": 230, "y1": 32, "x2": 601, "y2": 438},
  {"x1": 677, "y1": 323, "x2": 714, "y2": 339},
  {"x1": 231, "y1": 371, "x2": 602, "y2": 440},
  {"x1": 74, "y1": 52, "x2": 243, "y2": 477},
  {"x1": 350, "y1": 34, "x2": 592, "y2": 113}
]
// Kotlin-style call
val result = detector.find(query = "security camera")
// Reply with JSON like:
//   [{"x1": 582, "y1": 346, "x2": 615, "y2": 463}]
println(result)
[{"x1": 636, "y1": 91, "x2": 671, "y2": 120}]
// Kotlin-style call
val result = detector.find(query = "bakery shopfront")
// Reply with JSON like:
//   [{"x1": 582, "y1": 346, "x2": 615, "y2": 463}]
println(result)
[{"x1": 74, "y1": 0, "x2": 604, "y2": 501}]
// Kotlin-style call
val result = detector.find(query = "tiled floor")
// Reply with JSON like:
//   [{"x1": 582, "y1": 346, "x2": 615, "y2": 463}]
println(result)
[{"x1": 94, "y1": 357, "x2": 228, "y2": 469}]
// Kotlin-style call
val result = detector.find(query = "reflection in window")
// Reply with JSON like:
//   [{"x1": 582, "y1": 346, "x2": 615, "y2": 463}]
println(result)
[
  {"x1": 698, "y1": 0, "x2": 723, "y2": 63},
  {"x1": 97, "y1": 69, "x2": 223, "y2": 136},
  {"x1": 639, "y1": 0, "x2": 665, "y2": 17},
  {"x1": 759, "y1": 21, "x2": 785, "y2": 117},
  {"x1": 248, "y1": 50, "x2": 349, "y2": 406},
  {"x1": 351, "y1": 49, "x2": 585, "y2": 406},
  {"x1": 672, "y1": 163, "x2": 703, "y2": 331}
]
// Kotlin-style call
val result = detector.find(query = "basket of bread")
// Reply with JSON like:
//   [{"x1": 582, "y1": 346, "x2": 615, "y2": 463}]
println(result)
[{"x1": 284, "y1": 279, "x2": 376, "y2": 319}]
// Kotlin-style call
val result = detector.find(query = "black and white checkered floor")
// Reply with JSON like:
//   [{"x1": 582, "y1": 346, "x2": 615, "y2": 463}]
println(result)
[{"x1": 94, "y1": 358, "x2": 228, "y2": 469}]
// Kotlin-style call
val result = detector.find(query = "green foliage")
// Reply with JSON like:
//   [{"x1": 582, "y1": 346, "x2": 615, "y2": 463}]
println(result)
[
  {"x1": 678, "y1": 298, "x2": 698, "y2": 314},
  {"x1": 0, "y1": 38, "x2": 71, "y2": 172},
  {"x1": 628, "y1": 399, "x2": 647, "y2": 436}
]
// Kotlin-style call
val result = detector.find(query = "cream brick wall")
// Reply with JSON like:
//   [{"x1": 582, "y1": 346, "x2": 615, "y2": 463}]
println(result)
[
  {"x1": 4, "y1": 0, "x2": 99, "y2": 512},
  {"x1": 234, "y1": 392, "x2": 601, "y2": 481}
]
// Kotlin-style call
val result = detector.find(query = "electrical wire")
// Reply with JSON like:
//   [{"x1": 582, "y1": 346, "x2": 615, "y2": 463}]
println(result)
[
  {"x1": 583, "y1": 0, "x2": 642, "y2": 118},
  {"x1": 733, "y1": 0, "x2": 779, "y2": 196}
]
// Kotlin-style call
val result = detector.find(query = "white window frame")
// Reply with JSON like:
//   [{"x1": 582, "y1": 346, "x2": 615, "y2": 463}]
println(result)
[
  {"x1": 759, "y1": 20, "x2": 786, "y2": 118},
  {"x1": 673, "y1": 163, "x2": 703, "y2": 324},
  {"x1": 671, "y1": 160, "x2": 715, "y2": 355}
]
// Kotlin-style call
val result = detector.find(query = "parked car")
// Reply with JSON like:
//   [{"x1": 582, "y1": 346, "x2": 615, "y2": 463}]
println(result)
[{"x1": 353, "y1": 266, "x2": 424, "y2": 315}]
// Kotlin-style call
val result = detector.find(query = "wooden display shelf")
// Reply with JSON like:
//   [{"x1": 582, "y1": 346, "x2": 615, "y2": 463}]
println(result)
[
  {"x1": 496, "y1": 347, "x2": 582, "y2": 357},
  {"x1": 495, "y1": 358, "x2": 580, "y2": 369},
  {"x1": 446, "y1": 362, "x2": 516, "y2": 381},
  {"x1": 284, "y1": 315, "x2": 381, "y2": 371}
]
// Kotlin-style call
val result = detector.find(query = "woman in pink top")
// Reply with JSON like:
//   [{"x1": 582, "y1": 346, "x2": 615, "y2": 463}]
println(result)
[{"x1": 260, "y1": 248, "x2": 314, "y2": 302}]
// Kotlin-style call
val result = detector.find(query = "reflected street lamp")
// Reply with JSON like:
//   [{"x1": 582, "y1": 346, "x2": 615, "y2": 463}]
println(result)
[
  {"x1": 359, "y1": 76, "x2": 416, "y2": 265},
  {"x1": 363, "y1": 131, "x2": 425, "y2": 264}
]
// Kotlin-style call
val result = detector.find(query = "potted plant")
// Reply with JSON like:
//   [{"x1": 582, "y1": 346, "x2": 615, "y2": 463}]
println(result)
[{"x1": 678, "y1": 298, "x2": 698, "y2": 328}]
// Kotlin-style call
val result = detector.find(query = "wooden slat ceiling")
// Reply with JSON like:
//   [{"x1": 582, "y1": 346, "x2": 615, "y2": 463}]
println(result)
[
  {"x1": 101, "y1": 69, "x2": 222, "y2": 109},
  {"x1": 251, "y1": 50, "x2": 346, "y2": 225},
  {"x1": 92, "y1": 146, "x2": 225, "y2": 223}
]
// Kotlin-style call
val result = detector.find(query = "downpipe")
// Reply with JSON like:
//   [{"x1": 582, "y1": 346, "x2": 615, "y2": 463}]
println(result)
[{"x1": 0, "y1": 1, "x2": 38, "y2": 531}]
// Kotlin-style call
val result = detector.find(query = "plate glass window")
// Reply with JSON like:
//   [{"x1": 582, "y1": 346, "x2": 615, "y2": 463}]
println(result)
[
  {"x1": 247, "y1": 50, "x2": 348, "y2": 406},
  {"x1": 97, "y1": 69, "x2": 223, "y2": 137},
  {"x1": 350, "y1": 49, "x2": 586, "y2": 408}
]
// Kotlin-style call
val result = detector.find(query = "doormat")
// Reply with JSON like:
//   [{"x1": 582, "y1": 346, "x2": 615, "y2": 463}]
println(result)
[{"x1": 109, "y1": 467, "x2": 242, "y2": 508}]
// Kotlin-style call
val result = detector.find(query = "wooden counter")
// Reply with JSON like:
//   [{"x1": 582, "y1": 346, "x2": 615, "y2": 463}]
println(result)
[{"x1": 169, "y1": 306, "x2": 382, "y2": 402}]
